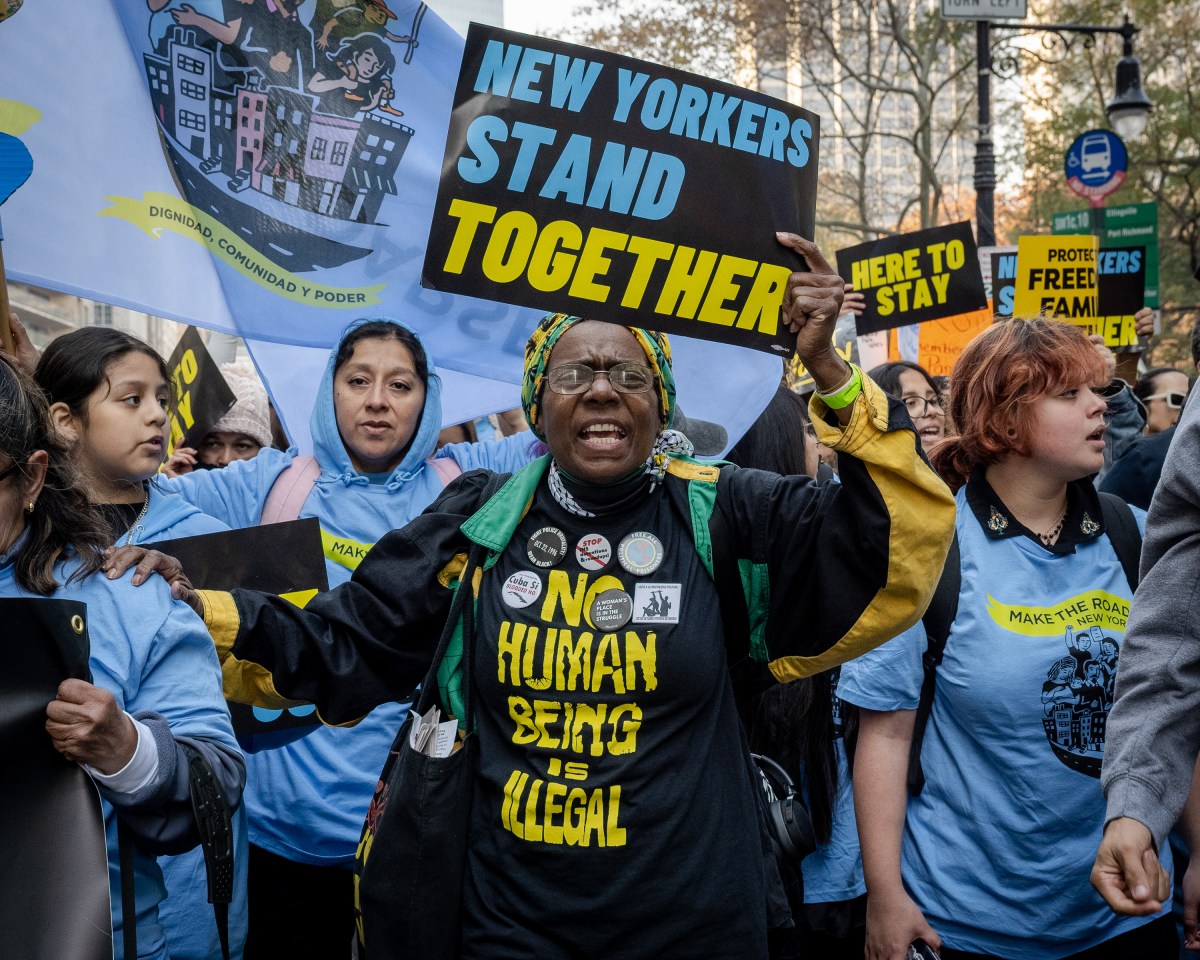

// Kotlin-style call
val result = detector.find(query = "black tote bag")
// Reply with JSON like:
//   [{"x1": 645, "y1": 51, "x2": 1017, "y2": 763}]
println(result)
[{"x1": 354, "y1": 476, "x2": 499, "y2": 960}]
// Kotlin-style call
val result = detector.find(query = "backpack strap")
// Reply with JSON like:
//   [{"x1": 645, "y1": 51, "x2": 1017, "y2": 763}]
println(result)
[
  {"x1": 180, "y1": 742, "x2": 234, "y2": 960},
  {"x1": 906, "y1": 534, "x2": 961, "y2": 797},
  {"x1": 1098, "y1": 492, "x2": 1142, "y2": 591},
  {"x1": 260, "y1": 455, "x2": 320, "y2": 525},
  {"x1": 427, "y1": 457, "x2": 463, "y2": 487}
]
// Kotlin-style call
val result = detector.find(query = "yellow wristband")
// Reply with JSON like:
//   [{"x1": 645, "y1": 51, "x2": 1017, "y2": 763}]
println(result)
[{"x1": 817, "y1": 366, "x2": 863, "y2": 410}]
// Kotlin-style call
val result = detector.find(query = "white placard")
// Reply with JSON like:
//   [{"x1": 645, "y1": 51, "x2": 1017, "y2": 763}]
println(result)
[{"x1": 941, "y1": 0, "x2": 1027, "y2": 20}]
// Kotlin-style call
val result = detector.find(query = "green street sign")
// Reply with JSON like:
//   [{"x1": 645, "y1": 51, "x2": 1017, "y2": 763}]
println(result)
[{"x1": 1052, "y1": 202, "x2": 1159, "y2": 307}]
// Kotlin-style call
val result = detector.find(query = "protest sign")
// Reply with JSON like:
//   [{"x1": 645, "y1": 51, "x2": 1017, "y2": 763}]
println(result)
[
  {"x1": 165, "y1": 326, "x2": 236, "y2": 455},
  {"x1": 1013, "y1": 235, "x2": 1098, "y2": 326},
  {"x1": 1052, "y1": 202, "x2": 1158, "y2": 308},
  {"x1": 1, "y1": 598, "x2": 111, "y2": 960},
  {"x1": 987, "y1": 248, "x2": 1018, "y2": 317},
  {"x1": 836, "y1": 222, "x2": 987, "y2": 337},
  {"x1": 1094, "y1": 246, "x2": 1146, "y2": 350},
  {"x1": 0, "y1": 2, "x2": 784, "y2": 454},
  {"x1": 150, "y1": 519, "x2": 328, "y2": 742},
  {"x1": 423, "y1": 24, "x2": 821, "y2": 356},
  {"x1": 911, "y1": 308, "x2": 993, "y2": 377}
]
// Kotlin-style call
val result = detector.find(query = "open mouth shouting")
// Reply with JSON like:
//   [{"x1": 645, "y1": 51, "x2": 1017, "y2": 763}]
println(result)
[{"x1": 579, "y1": 421, "x2": 627, "y2": 449}]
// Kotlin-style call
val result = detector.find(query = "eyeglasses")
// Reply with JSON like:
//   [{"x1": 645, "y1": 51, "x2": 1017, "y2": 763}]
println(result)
[
  {"x1": 0, "y1": 462, "x2": 21, "y2": 485},
  {"x1": 1143, "y1": 391, "x2": 1188, "y2": 410},
  {"x1": 901, "y1": 395, "x2": 945, "y2": 418},
  {"x1": 547, "y1": 362, "x2": 656, "y2": 395}
]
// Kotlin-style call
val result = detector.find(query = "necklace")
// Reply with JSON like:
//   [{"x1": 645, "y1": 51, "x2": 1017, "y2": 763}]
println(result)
[
  {"x1": 1037, "y1": 503, "x2": 1069, "y2": 546},
  {"x1": 124, "y1": 487, "x2": 151, "y2": 546}
]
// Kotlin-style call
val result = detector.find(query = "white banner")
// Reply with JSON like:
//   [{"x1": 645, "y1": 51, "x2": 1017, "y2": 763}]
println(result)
[{"x1": 0, "y1": 1, "x2": 780, "y2": 449}]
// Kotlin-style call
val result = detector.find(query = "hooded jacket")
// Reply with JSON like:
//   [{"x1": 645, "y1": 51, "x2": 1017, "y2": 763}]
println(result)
[
  {"x1": 116, "y1": 489, "x2": 249, "y2": 960},
  {"x1": 0, "y1": 544, "x2": 243, "y2": 960},
  {"x1": 162, "y1": 324, "x2": 534, "y2": 864}
]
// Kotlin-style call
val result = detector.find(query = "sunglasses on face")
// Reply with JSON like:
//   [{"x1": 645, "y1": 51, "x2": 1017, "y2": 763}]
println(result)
[{"x1": 1144, "y1": 391, "x2": 1188, "y2": 410}]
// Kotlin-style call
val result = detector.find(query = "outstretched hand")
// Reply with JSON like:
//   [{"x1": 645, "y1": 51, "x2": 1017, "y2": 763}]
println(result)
[{"x1": 104, "y1": 546, "x2": 204, "y2": 615}]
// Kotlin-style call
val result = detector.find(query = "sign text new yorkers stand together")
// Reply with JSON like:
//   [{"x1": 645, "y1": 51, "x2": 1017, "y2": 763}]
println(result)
[{"x1": 423, "y1": 25, "x2": 822, "y2": 355}]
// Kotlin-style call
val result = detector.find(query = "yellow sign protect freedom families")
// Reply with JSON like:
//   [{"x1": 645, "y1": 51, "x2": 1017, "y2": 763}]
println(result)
[
  {"x1": 101, "y1": 193, "x2": 384, "y2": 308},
  {"x1": 1013, "y1": 234, "x2": 1097, "y2": 329}
]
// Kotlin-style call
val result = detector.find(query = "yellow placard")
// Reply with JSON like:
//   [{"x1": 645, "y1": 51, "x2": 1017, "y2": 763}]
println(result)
[{"x1": 1012, "y1": 235, "x2": 1098, "y2": 330}]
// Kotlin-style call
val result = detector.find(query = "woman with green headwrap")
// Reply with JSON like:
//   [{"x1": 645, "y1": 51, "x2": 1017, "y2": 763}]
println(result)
[{"x1": 111, "y1": 235, "x2": 955, "y2": 958}]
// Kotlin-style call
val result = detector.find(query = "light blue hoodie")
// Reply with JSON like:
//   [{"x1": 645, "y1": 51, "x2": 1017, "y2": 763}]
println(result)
[
  {"x1": 0, "y1": 542, "x2": 242, "y2": 960},
  {"x1": 162, "y1": 322, "x2": 534, "y2": 865},
  {"x1": 117, "y1": 487, "x2": 250, "y2": 960}
]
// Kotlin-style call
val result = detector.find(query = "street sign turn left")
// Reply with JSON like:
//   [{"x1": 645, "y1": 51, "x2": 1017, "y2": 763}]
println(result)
[{"x1": 941, "y1": 0, "x2": 1028, "y2": 20}]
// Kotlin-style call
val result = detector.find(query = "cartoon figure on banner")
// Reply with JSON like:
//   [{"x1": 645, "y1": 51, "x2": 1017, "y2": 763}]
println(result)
[
  {"x1": 312, "y1": 0, "x2": 414, "y2": 52},
  {"x1": 309, "y1": 34, "x2": 402, "y2": 117},
  {"x1": 1041, "y1": 625, "x2": 1119, "y2": 776},
  {"x1": 141, "y1": 0, "x2": 429, "y2": 272}
]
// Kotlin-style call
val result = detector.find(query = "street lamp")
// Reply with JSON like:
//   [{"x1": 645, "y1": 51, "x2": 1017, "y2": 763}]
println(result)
[
  {"x1": 1106, "y1": 20, "x2": 1153, "y2": 140},
  {"x1": 974, "y1": 14, "x2": 1153, "y2": 247}
]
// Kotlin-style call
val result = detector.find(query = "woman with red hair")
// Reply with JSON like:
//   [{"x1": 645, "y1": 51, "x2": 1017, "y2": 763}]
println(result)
[{"x1": 838, "y1": 318, "x2": 1177, "y2": 959}]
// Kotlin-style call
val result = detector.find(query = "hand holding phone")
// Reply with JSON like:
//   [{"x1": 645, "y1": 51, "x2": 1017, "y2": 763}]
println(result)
[{"x1": 906, "y1": 940, "x2": 940, "y2": 960}]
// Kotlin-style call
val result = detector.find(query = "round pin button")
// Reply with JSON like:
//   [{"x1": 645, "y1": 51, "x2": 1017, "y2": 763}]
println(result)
[
  {"x1": 589, "y1": 589, "x2": 633, "y2": 630},
  {"x1": 526, "y1": 526, "x2": 568, "y2": 568},
  {"x1": 575, "y1": 534, "x2": 612, "y2": 571},
  {"x1": 617, "y1": 531, "x2": 664, "y2": 577},
  {"x1": 501, "y1": 571, "x2": 543, "y2": 609}
]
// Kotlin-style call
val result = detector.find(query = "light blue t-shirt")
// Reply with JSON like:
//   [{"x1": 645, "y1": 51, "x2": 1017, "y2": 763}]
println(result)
[
  {"x1": 800, "y1": 683, "x2": 865, "y2": 905},
  {"x1": 838, "y1": 482, "x2": 1168, "y2": 960}
]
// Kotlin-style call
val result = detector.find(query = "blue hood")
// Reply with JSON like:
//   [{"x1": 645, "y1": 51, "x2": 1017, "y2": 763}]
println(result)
[{"x1": 310, "y1": 319, "x2": 443, "y2": 491}]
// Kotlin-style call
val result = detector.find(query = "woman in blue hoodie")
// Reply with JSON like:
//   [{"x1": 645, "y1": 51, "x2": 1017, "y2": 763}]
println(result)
[
  {"x1": 0, "y1": 354, "x2": 243, "y2": 960},
  {"x1": 34, "y1": 328, "x2": 246, "y2": 960},
  {"x1": 159, "y1": 319, "x2": 533, "y2": 955}
]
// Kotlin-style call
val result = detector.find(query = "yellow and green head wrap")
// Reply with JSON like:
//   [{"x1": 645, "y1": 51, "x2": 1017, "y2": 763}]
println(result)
[{"x1": 521, "y1": 313, "x2": 676, "y2": 441}]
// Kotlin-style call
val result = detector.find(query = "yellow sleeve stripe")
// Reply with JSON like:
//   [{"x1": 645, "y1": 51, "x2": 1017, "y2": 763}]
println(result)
[
  {"x1": 772, "y1": 378, "x2": 956, "y2": 681},
  {"x1": 199, "y1": 588, "x2": 305, "y2": 710}
]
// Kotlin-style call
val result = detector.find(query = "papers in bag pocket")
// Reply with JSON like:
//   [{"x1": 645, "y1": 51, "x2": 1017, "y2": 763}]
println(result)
[{"x1": 409, "y1": 705, "x2": 460, "y2": 758}]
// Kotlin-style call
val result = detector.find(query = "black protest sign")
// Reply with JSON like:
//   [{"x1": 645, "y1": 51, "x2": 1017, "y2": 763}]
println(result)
[
  {"x1": 1095, "y1": 246, "x2": 1147, "y2": 349},
  {"x1": 422, "y1": 24, "x2": 821, "y2": 356},
  {"x1": 837, "y1": 222, "x2": 987, "y2": 336},
  {"x1": 1, "y1": 598, "x2": 111, "y2": 960},
  {"x1": 149, "y1": 519, "x2": 329, "y2": 741},
  {"x1": 166, "y1": 326, "x2": 236, "y2": 455},
  {"x1": 991, "y1": 250, "x2": 1017, "y2": 317}
]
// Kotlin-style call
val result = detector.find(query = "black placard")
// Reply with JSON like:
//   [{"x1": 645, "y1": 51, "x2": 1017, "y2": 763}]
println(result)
[
  {"x1": 837, "y1": 221, "x2": 988, "y2": 336},
  {"x1": 991, "y1": 250, "x2": 1017, "y2": 318},
  {"x1": 1094, "y1": 246, "x2": 1147, "y2": 350},
  {"x1": 1, "y1": 598, "x2": 111, "y2": 959},
  {"x1": 150, "y1": 519, "x2": 329, "y2": 741},
  {"x1": 165, "y1": 326, "x2": 237, "y2": 454},
  {"x1": 422, "y1": 24, "x2": 821, "y2": 356}
]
